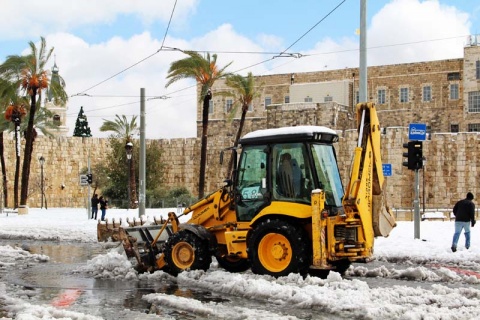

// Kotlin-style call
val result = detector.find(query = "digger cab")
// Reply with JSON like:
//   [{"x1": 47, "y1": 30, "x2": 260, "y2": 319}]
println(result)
[{"x1": 234, "y1": 126, "x2": 344, "y2": 222}]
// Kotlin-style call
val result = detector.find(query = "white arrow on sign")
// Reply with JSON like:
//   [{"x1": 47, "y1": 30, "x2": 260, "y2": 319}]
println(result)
[{"x1": 79, "y1": 174, "x2": 89, "y2": 186}]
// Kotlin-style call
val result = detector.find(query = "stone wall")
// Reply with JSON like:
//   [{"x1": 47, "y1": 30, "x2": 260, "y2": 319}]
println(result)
[
  {"x1": 7, "y1": 127, "x2": 479, "y2": 213},
  {"x1": 2, "y1": 135, "x2": 109, "y2": 208},
  {"x1": 7, "y1": 46, "x2": 480, "y2": 211}
]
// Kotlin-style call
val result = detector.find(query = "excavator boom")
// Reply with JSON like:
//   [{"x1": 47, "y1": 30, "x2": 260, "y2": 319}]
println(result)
[{"x1": 344, "y1": 102, "x2": 396, "y2": 238}]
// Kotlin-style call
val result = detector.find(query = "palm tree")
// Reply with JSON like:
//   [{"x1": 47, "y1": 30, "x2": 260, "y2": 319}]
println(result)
[
  {"x1": 165, "y1": 51, "x2": 232, "y2": 198},
  {"x1": 4, "y1": 104, "x2": 26, "y2": 208},
  {"x1": 224, "y1": 72, "x2": 263, "y2": 175},
  {"x1": 100, "y1": 115, "x2": 139, "y2": 209},
  {"x1": 0, "y1": 78, "x2": 29, "y2": 208},
  {"x1": 0, "y1": 37, "x2": 68, "y2": 207}
]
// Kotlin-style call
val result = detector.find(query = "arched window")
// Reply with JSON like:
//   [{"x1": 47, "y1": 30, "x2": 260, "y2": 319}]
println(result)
[{"x1": 53, "y1": 114, "x2": 61, "y2": 125}]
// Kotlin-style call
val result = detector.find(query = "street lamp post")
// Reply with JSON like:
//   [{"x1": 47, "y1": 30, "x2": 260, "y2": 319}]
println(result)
[
  {"x1": 39, "y1": 156, "x2": 45, "y2": 209},
  {"x1": 125, "y1": 142, "x2": 133, "y2": 210}
]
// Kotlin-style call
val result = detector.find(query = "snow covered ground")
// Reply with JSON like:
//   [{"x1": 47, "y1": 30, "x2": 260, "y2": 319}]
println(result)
[{"x1": 1, "y1": 207, "x2": 480, "y2": 319}]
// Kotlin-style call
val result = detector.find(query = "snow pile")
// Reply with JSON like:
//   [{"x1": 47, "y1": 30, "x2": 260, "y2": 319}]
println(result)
[
  {"x1": 77, "y1": 250, "x2": 138, "y2": 280},
  {"x1": 0, "y1": 244, "x2": 49, "y2": 269},
  {"x1": 2, "y1": 208, "x2": 480, "y2": 318}
]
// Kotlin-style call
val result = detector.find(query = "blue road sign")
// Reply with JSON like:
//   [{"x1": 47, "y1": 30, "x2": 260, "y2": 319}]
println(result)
[
  {"x1": 382, "y1": 164, "x2": 392, "y2": 177},
  {"x1": 408, "y1": 123, "x2": 427, "y2": 141}
]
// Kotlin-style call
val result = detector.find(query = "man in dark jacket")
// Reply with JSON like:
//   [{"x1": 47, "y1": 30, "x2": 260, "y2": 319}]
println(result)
[
  {"x1": 91, "y1": 194, "x2": 99, "y2": 219},
  {"x1": 451, "y1": 192, "x2": 476, "y2": 252}
]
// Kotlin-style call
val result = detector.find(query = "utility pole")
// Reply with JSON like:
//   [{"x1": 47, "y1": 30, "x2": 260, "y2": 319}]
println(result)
[
  {"x1": 139, "y1": 88, "x2": 146, "y2": 218},
  {"x1": 359, "y1": 0, "x2": 367, "y2": 103}
]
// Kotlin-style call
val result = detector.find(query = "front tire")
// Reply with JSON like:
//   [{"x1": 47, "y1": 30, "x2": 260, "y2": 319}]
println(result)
[
  {"x1": 248, "y1": 219, "x2": 309, "y2": 277},
  {"x1": 164, "y1": 230, "x2": 212, "y2": 275}
]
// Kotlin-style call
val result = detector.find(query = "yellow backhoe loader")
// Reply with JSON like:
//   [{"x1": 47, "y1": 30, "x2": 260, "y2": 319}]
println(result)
[{"x1": 118, "y1": 102, "x2": 396, "y2": 277}]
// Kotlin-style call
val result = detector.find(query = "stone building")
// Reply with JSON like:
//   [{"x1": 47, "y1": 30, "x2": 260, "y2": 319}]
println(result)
[
  {"x1": 206, "y1": 41, "x2": 480, "y2": 137},
  {"x1": 44, "y1": 61, "x2": 69, "y2": 137},
  {"x1": 4, "y1": 40, "x2": 480, "y2": 213}
]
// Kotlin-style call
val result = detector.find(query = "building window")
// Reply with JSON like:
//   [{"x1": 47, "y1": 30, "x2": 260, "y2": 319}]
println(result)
[
  {"x1": 477, "y1": 60, "x2": 480, "y2": 80},
  {"x1": 53, "y1": 114, "x2": 61, "y2": 125},
  {"x1": 304, "y1": 96, "x2": 313, "y2": 102},
  {"x1": 450, "y1": 124, "x2": 459, "y2": 133},
  {"x1": 225, "y1": 99, "x2": 233, "y2": 112},
  {"x1": 208, "y1": 100, "x2": 214, "y2": 114},
  {"x1": 447, "y1": 72, "x2": 461, "y2": 81},
  {"x1": 423, "y1": 86, "x2": 431, "y2": 102},
  {"x1": 377, "y1": 89, "x2": 386, "y2": 104},
  {"x1": 265, "y1": 97, "x2": 272, "y2": 107},
  {"x1": 400, "y1": 87, "x2": 409, "y2": 103},
  {"x1": 450, "y1": 84, "x2": 459, "y2": 100},
  {"x1": 324, "y1": 96, "x2": 333, "y2": 102},
  {"x1": 248, "y1": 103, "x2": 253, "y2": 112},
  {"x1": 468, "y1": 123, "x2": 480, "y2": 132},
  {"x1": 355, "y1": 90, "x2": 359, "y2": 104},
  {"x1": 468, "y1": 91, "x2": 480, "y2": 112},
  {"x1": 284, "y1": 96, "x2": 290, "y2": 104}
]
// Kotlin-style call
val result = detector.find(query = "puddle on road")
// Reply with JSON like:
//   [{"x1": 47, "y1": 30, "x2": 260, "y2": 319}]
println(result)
[
  {"x1": 25, "y1": 241, "x2": 108, "y2": 264},
  {"x1": 0, "y1": 241, "x2": 350, "y2": 319},
  {"x1": 2, "y1": 240, "x2": 237, "y2": 318}
]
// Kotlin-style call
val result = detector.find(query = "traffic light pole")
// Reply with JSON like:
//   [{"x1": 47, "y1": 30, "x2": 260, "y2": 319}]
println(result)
[
  {"x1": 403, "y1": 139, "x2": 423, "y2": 239},
  {"x1": 414, "y1": 169, "x2": 420, "y2": 239}
]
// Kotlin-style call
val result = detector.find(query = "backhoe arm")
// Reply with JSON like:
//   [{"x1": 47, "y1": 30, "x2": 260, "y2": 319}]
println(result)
[{"x1": 344, "y1": 102, "x2": 396, "y2": 238}]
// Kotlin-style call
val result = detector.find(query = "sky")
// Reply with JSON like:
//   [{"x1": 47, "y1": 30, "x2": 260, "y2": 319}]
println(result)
[
  {"x1": 0, "y1": 0, "x2": 479, "y2": 139},
  {"x1": 1, "y1": 208, "x2": 480, "y2": 318}
]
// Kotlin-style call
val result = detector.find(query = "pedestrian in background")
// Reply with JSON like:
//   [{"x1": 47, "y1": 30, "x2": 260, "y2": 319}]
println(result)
[
  {"x1": 99, "y1": 196, "x2": 108, "y2": 221},
  {"x1": 451, "y1": 192, "x2": 476, "y2": 252},
  {"x1": 91, "y1": 194, "x2": 99, "y2": 219}
]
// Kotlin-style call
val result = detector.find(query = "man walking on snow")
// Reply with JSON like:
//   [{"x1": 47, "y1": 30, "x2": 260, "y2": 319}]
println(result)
[{"x1": 451, "y1": 192, "x2": 476, "y2": 252}]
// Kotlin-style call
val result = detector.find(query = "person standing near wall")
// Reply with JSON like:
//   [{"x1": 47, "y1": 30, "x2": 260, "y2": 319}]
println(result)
[
  {"x1": 451, "y1": 192, "x2": 476, "y2": 252},
  {"x1": 91, "y1": 194, "x2": 99, "y2": 219},
  {"x1": 99, "y1": 196, "x2": 108, "y2": 221}
]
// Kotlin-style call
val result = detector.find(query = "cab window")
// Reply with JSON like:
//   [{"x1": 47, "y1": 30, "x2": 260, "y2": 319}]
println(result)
[
  {"x1": 272, "y1": 143, "x2": 312, "y2": 203},
  {"x1": 236, "y1": 145, "x2": 268, "y2": 220}
]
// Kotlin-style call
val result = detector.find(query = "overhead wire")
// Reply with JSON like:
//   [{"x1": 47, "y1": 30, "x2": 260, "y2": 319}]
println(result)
[
  {"x1": 279, "y1": 0, "x2": 347, "y2": 55},
  {"x1": 72, "y1": 0, "x2": 178, "y2": 97},
  {"x1": 70, "y1": 0, "x2": 465, "y2": 119},
  {"x1": 72, "y1": 0, "x2": 346, "y2": 102}
]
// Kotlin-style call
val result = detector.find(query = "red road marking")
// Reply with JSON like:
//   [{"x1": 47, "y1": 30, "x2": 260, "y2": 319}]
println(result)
[
  {"x1": 430, "y1": 264, "x2": 480, "y2": 279},
  {"x1": 51, "y1": 289, "x2": 83, "y2": 307}
]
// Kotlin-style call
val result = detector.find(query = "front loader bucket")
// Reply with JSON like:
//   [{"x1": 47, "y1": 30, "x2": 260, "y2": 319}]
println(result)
[{"x1": 97, "y1": 216, "x2": 160, "y2": 242}]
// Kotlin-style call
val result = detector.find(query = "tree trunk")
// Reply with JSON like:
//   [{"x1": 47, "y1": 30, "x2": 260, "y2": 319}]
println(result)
[
  {"x1": 20, "y1": 89, "x2": 38, "y2": 206},
  {"x1": 198, "y1": 89, "x2": 212, "y2": 199},
  {"x1": 0, "y1": 133, "x2": 8, "y2": 208},
  {"x1": 14, "y1": 125, "x2": 20, "y2": 208},
  {"x1": 228, "y1": 104, "x2": 248, "y2": 177}
]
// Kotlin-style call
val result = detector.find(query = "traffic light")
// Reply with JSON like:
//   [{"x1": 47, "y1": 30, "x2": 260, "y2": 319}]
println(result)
[
  {"x1": 86, "y1": 173, "x2": 93, "y2": 184},
  {"x1": 402, "y1": 140, "x2": 423, "y2": 170}
]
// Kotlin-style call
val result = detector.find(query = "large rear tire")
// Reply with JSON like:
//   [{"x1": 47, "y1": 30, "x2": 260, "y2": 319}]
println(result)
[
  {"x1": 248, "y1": 219, "x2": 310, "y2": 277},
  {"x1": 164, "y1": 230, "x2": 212, "y2": 275}
]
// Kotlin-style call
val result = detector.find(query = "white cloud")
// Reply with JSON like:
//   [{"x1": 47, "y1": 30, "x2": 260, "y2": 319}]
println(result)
[
  {"x1": 367, "y1": 0, "x2": 470, "y2": 65},
  {"x1": 263, "y1": 0, "x2": 472, "y2": 74},
  {"x1": 0, "y1": 0, "x2": 199, "y2": 39},
  {"x1": 46, "y1": 32, "x2": 197, "y2": 139}
]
